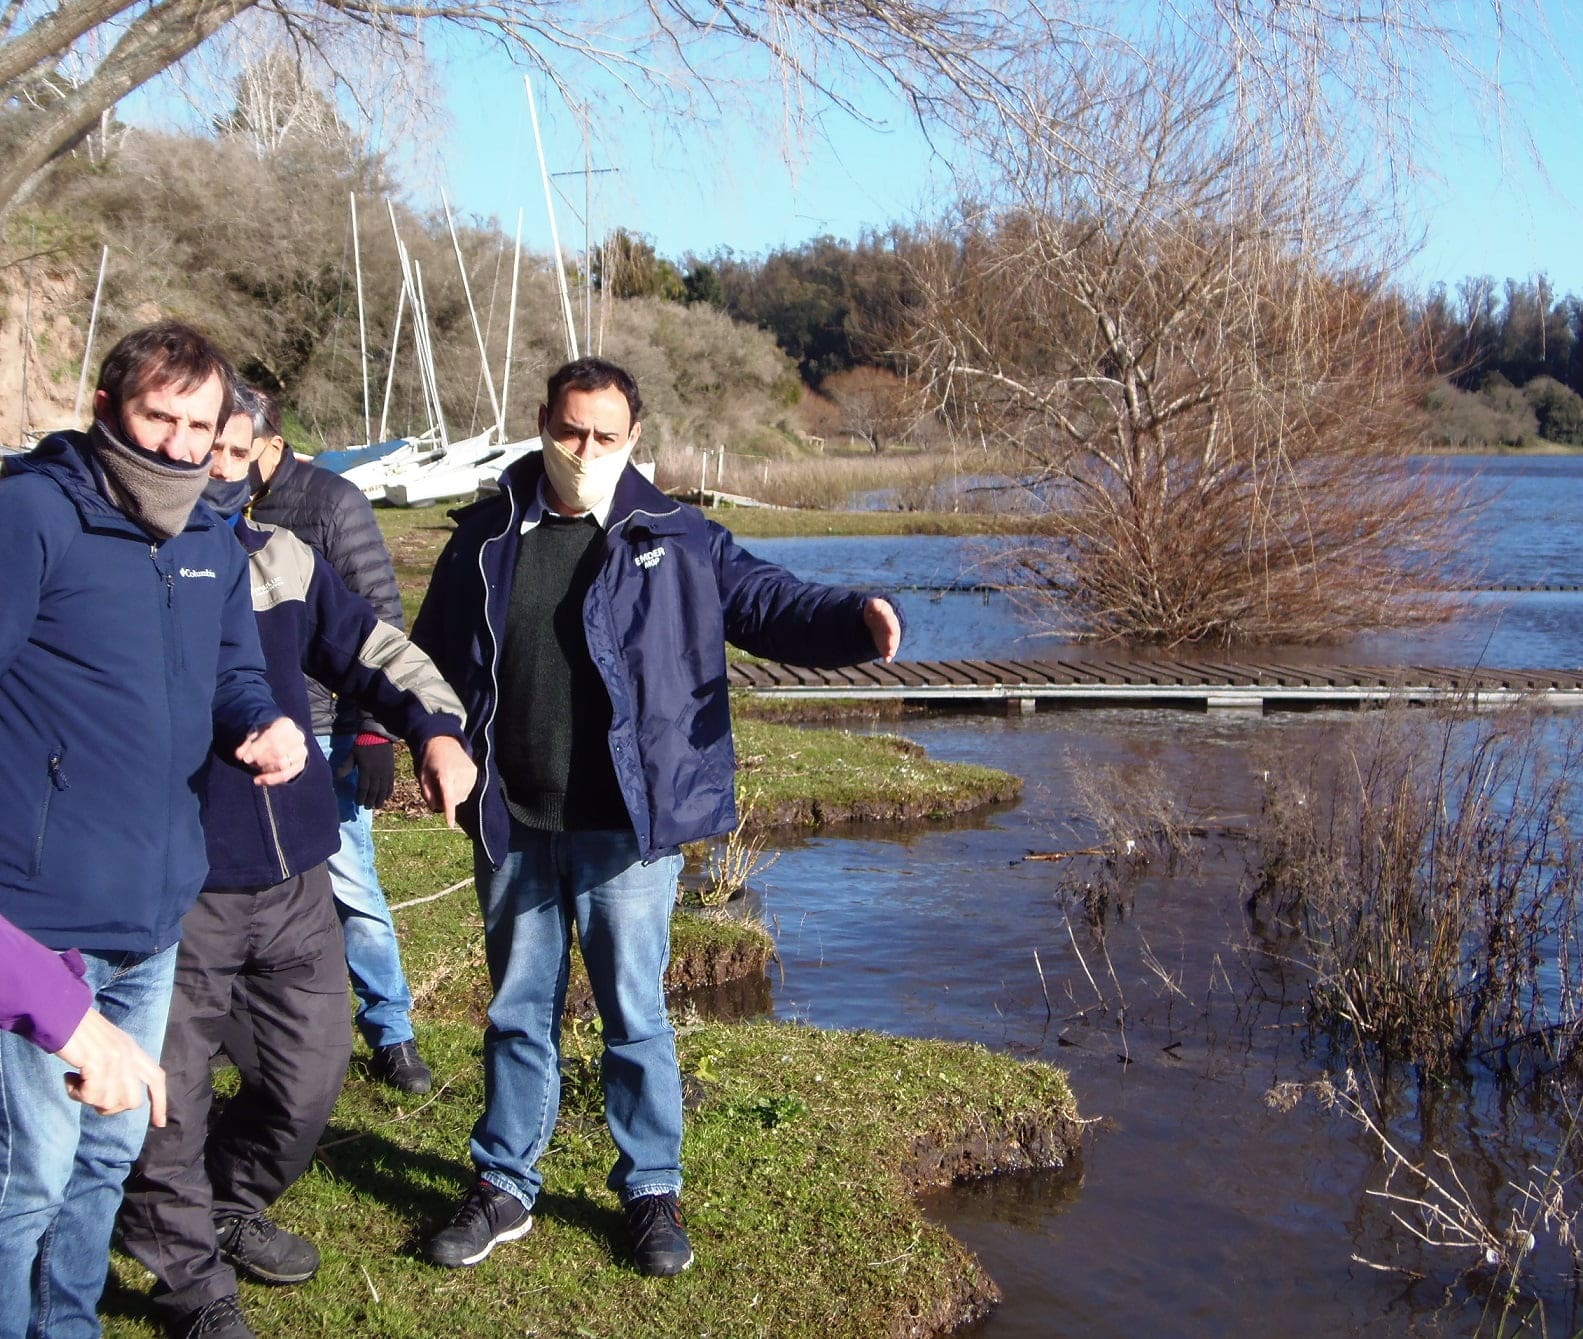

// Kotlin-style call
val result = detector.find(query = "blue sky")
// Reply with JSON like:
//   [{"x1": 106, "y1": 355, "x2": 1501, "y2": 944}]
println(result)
[
  {"x1": 130, "y1": 9, "x2": 1583, "y2": 297},
  {"x1": 429, "y1": 56, "x2": 1583, "y2": 299},
  {"x1": 427, "y1": 58, "x2": 957, "y2": 269}
]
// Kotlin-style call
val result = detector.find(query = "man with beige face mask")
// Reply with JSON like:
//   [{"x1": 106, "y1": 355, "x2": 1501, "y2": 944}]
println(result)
[{"x1": 413, "y1": 357, "x2": 902, "y2": 1279}]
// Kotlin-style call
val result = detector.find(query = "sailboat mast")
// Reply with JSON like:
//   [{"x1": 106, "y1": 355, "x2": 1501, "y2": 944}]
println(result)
[
  {"x1": 350, "y1": 193, "x2": 373, "y2": 447},
  {"x1": 524, "y1": 74, "x2": 579, "y2": 360},
  {"x1": 500, "y1": 208, "x2": 524, "y2": 441},
  {"x1": 441, "y1": 190, "x2": 505, "y2": 435}
]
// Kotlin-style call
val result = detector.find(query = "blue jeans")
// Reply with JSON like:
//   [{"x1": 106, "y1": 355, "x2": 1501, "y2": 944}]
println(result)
[
  {"x1": 472, "y1": 824, "x2": 684, "y2": 1211},
  {"x1": 0, "y1": 944, "x2": 177, "y2": 1339},
  {"x1": 319, "y1": 735, "x2": 415, "y2": 1049}
]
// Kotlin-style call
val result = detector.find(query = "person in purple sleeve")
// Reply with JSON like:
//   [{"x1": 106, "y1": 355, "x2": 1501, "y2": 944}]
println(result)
[{"x1": 0, "y1": 913, "x2": 167, "y2": 1122}]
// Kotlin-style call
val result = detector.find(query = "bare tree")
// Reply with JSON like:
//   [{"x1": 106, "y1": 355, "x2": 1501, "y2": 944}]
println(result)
[
  {"x1": 822, "y1": 364, "x2": 926, "y2": 454},
  {"x1": 900, "y1": 50, "x2": 1472, "y2": 645},
  {"x1": 0, "y1": 0, "x2": 1039, "y2": 221}
]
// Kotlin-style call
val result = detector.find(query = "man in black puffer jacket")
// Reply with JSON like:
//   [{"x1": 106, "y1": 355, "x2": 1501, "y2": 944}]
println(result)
[{"x1": 244, "y1": 391, "x2": 434, "y2": 1094}]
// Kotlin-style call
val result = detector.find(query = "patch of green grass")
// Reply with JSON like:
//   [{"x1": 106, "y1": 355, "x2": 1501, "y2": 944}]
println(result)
[
  {"x1": 372, "y1": 503, "x2": 457, "y2": 628},
  {"x1": 735, "y1": 720, "x2": 1020, "y2": 826},
  {"x1": 105, "y1": 1019, "x2": 1077, "y2": 1339}
]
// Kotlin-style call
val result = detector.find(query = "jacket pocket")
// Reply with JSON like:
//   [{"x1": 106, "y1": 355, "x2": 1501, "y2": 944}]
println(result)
[{"x1": 31, "y1": 745, "x2": 70, "y2": 878}]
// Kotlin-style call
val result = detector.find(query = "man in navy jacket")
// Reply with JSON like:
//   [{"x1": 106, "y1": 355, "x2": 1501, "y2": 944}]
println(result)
[
  {"x1": 118, "y1": 388, "x2": 475, "y2": 1339},
  {"x1": 413, "y1": 357, "x2": 901, "y2": 1278},
  {"x1": 245, "y1": 388, "x2": 435, "y2": 1096},
  {"x1": 0, "y1": 322, "x2": 306, "y2": 1339}
]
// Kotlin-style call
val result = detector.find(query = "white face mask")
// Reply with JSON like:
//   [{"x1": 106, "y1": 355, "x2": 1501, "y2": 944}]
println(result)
[{"x1": 541, "y1": 433, "x2": 633, "y2": 514}]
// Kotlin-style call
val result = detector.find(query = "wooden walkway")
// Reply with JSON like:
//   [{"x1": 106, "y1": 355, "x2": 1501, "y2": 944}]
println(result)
[{"x1": 727, "y1": 656, "x2": 1583, "y2": 713}]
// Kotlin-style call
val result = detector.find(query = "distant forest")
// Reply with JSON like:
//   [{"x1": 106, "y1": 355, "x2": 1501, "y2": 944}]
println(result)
[
  {"x1": 1418, "y1": 279, "x2": 1583, "y2": 446},
  {"x1": 600, "y1": 228, "x2": 1583, "y2": 450}
]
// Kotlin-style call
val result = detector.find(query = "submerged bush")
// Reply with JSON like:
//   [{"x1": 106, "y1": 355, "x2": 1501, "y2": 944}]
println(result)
[{"x1": 1251, "y1": 706, "x2": 1583, "y2": 1080}]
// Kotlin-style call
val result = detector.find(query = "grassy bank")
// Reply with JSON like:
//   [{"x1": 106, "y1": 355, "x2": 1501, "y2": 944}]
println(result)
[
  {"x1": 104, "y1": 768, "x2": 1073, "y2": 1339},
  {"x1": 106, "y1": 1014, "x2": 1078, "y2": 1338},
  {"x1": 735, "y1": 720, "x2": 1020, "y2": 826}
]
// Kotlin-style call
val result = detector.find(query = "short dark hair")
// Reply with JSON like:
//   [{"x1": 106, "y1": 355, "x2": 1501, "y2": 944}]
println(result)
[
  {"x1": 545, "y1": 357, "x2": 642, "y2": 425},
  {"x1": 97, "y1": 320, "x2": 235, "y2": 428},
  {"x1": 231, "y1": 381, "x2": 282, "y2": 440}
]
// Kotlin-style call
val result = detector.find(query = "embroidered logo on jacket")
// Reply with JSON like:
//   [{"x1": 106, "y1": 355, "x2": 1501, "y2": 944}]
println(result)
[
  {"x1": 634, "y1": 546, "x2": 666, "y2": 570},
  {"x1": 179, "y1": 567, "x2": 217, "y2": 579}
]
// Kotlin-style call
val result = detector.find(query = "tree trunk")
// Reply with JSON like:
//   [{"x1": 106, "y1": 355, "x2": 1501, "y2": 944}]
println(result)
[
  {"x1": 0, "y1": 0, "x2": 256, "y2": 222},
  {"x1": 0, "y1": 0, "x2": 140, "y2": 89}
]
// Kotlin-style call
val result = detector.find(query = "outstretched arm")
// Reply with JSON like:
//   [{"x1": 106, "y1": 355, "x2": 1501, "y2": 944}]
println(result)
[{"x1": 711, "y1": 522, "x2": 906, "y2": 668}]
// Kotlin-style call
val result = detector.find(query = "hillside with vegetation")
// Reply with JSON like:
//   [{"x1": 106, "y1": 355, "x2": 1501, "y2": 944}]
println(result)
[{"x1": 0, "y1": 115, "x2": 805, "y2": 461}]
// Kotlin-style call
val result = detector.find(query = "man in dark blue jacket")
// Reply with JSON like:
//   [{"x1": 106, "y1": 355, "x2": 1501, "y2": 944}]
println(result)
[
  {"x1": 245, "y1": 389, "x2": 435, "y2": 1095},
  {"x1": 0, "y1": 322, "x2": 306, "y2": 1339},
  {"x1": 117, "y1": 390, "x2": 476, "y2": 1339},
  {"x1": 413, "y1": 357, "x2": 901, "y2": 1278}
]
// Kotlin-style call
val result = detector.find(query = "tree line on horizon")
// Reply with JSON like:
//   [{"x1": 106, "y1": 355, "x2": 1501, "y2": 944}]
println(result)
[{"x1": 603, "y1": 229, "x2": 1583, "y2": 450}]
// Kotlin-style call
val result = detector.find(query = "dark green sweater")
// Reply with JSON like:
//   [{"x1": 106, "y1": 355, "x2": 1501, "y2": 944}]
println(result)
[{"x1": 496, "y1": 512, "x2": 629, "y2": 832}]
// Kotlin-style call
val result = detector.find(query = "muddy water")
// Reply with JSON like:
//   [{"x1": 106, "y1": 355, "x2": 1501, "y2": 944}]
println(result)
[{"x1": 731, "y1": 457, "x2": 1583, "y2": 1336}]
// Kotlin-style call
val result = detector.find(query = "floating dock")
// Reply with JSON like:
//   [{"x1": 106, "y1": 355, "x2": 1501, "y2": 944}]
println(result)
[{"x1": 727, "y1": 657, "x2": 1583, "y2": 714}]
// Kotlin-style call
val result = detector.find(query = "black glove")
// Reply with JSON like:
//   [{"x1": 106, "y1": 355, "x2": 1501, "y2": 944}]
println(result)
[{"x1": 349, "y1": 738, "x2": 396, "y2": 811}]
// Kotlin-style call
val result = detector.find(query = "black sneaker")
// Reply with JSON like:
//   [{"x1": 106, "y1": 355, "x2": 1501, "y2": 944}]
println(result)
[
  {"x1": 625, "y1": 1192, "x2": 694, "y2": 1277},
  {"x1": 175, "y1": 1294, "x2": 255, "y2": 1339},
  {"x1": 215, "y1": 1213, "x2": 320, "y2": 1285},
  {"x1": 424, "y1": 1180, "x2": 533, "y2": 1268},
  {"x1": 369, "y1": 1039, "x2": 433, "y2": 1094}
]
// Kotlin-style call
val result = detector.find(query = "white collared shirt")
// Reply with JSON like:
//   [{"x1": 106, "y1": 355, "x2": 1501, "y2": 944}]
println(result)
[{"x1": 535, "y1": 474, "x2": 615, "y2": 528}]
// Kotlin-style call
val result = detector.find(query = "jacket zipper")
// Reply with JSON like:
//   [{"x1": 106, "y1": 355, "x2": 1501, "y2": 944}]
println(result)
[
  {"x1": 31, "y1": 746, "x2": 70, "y2": 877},
  {"x1": 475, "y1": 488, "x2": 521, "y2": 869},
  {"x1": 261, "y1": 787, "x2": 292, "y2": 881}
]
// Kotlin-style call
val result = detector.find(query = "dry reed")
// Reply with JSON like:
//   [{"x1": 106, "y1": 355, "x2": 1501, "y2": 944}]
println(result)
[{"x1": 1251, "y1": 706, "x2": 1583, "y2": 1080}]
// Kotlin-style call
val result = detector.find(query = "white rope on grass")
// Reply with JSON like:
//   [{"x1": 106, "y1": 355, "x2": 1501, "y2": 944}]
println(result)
[{"x1": 389, "y1": 878, "x2": 474, "y2": 913}]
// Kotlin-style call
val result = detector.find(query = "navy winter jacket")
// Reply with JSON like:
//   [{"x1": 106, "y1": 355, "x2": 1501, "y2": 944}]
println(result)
[
  {"x1": 248, "y1": 447, "x2": 406, "y2": 738},
  {"x1": 202, "y1": 518, "x2": 468, "y2": 890},
  {"x1": 0, "y1": 433, "x2": 281, "y2": 952},
  {"x1": 412, "y1": 455, "x2": 897, "y2": 868}
]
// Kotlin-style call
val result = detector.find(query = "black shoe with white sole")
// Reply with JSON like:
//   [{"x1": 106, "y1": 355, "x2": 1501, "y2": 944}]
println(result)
[{"x1": 424, "y1": 1180, "x2": 533, "y2": 1268}]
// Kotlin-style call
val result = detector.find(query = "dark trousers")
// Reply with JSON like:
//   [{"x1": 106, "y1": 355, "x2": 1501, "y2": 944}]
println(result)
[{"x1": 118, "y1": 865, "x2": 352, "y2": 1320}]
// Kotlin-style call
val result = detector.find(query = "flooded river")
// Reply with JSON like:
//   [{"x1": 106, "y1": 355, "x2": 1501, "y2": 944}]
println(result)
[{"x1": 732, "y1": 456, "x2": 1583, "y2": 1336}]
